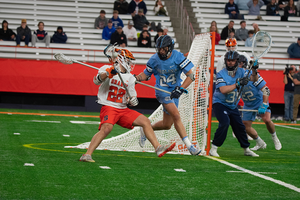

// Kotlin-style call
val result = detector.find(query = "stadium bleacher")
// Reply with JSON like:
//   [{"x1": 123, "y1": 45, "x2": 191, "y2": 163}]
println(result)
[
  {"x1": 190, "y1": 0, "x2": 300, "y2": 70},
  {"x1": 0, "y1": 0, "x2": 174, "y2": 64}
]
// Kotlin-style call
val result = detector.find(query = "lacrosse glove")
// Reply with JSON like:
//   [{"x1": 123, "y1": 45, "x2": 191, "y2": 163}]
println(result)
[
  {"x1": 106, "y1": 66, "x2": 117, "y2": 78},
  {"x1": 258, "y1": 103, "x2": 268, "y2": 114},
  {"x1": 170, "y1": 86, "x2": 188, "y2": 99},
  {"x1": 129, "y1": 96, "x2": 138, "y2": 106},
  {"x1": 236, "y1": 77, "x2": 249, "y2": 89},
  {"x1": 250, "y1": 60, "x2": 259, "y2": 69}
]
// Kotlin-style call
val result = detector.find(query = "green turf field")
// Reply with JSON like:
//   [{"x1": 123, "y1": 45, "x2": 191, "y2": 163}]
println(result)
[{"x1": 1, "y1": 108, "x2": 300, "y2": 200}]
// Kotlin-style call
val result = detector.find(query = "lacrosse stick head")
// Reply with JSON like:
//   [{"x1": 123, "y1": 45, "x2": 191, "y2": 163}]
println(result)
[
  {"x1": 54, "y1": 53, "x2": 74, "y2": 65},
  {"x1": 252, "y1": 31, "x2": 272, "y2": 60}
]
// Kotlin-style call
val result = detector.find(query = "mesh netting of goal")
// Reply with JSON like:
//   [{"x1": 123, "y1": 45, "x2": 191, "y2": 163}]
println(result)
[{"x1": 65, "y1": 33, "x2": 212, "y2": 155}]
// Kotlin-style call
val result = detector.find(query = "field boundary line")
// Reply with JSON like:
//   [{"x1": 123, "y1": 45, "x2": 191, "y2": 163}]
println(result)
[
  {"x1": 206, "y1": 156, "x2": 300, "y2": 193},
  {"x1": 274, "y1": 124, "x2": 300, "y2": 130}
]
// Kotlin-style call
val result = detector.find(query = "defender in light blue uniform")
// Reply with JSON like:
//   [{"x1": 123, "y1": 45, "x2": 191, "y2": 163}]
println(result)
[
  {"x1": 241, "y1": 68, "x2": 282, "y2": 151},
  {"x1": 209, "y1": 51, "x2": 259, "y2": 157},
  {"x1": 136, "y1": 35, "x2": 201, "y2": 156}
]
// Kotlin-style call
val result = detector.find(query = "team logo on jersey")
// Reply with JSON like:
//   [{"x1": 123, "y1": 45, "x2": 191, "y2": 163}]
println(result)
[
  {"x1": 165, "y1": 96, "x2": 171, "y2": 101},
  {"x1": 104, "y1": 115, "x2": 108, "y2": 121}
]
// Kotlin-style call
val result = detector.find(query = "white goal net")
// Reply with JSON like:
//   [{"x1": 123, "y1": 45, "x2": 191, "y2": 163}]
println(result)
[{"x1": 65, "y1": 33, "x2": 212, "y2": 155}]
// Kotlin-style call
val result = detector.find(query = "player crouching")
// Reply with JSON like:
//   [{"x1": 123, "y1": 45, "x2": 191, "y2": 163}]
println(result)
[{"x1": 80, "y1": 47, "x2": 175, "y2": 162}]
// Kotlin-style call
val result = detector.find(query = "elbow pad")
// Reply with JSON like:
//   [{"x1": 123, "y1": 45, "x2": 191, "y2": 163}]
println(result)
[
  {"x1": 187, "y1": 73, "x2": 195, "y2": 81},
  {"x1": 261, "y1": 86, "x2": 270, "y2": 96},
  {"x1": 93, "y1": 74, "x2": 103, "y2": 85}
]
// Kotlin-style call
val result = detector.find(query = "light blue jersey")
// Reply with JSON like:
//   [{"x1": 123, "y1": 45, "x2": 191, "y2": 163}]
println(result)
[
  {"x1": 241, "y1": 71, "x2": 270, "y2": 121},
  {"x1": 213, "y1": 67, "x2": 246, "y2": 110},
  {"x1": 143, "y1": 50, "x2": 194, "y2": 109}
]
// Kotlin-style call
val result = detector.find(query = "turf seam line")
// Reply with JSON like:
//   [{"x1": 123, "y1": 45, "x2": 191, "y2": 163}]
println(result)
[{"x1": 207, "y1": 156, "x2": 300, "y2": 193}]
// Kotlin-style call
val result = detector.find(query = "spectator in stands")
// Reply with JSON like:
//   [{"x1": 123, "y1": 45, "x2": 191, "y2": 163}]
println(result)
[
  {"x1": 94, "y1": 10, "x2": 108, "y2": 29},
  {"x1": 128, "y1": 0, "x2": 147, "y2": 15},
  {"x1": 229, "y1": 30, "x2": 235, "y2": 38},
  {"x1": 111, "y1": 10, "x2": 124, "y2": 29},
  {"x1": 225, "y1": 0, "x2": 244, "y2": 19},
  {"x1": 154, "y1": 28, "x2": 163, "y2": 43},
  {"x1": 245, "y1": 30, "x2": 255, "y2": 47},
  {"x1": 16, "y1": 19, "x2": 31, "y2": 47},
  {"x1": 0, "y1": 20, "x2": 16, "y2": 41},
  {"x1": 235, "y1": 20, "x2": 248, "y2": 41},
  {"x1": 51, "y1": 26, "x2": 68, "y2": 43},
  {"x1": 110, "y1": 26, "x2": 127, "y2": 47},
  {"x1": 283, "y1": 65, "x2": 296, "y2": 122},
  {"x1": 32, "y1": 22, "x2": 50, "y2": 48},
  {"x1": 123, "y1": 20, "x2": 137, "y2": 41},
  {"x1": 292, "y1": 65, "x2": 300, "y2": 123},
  {"x1": 247, "y1": 0, "x2": 265, "y2": 15},
  {"x1": 138, "y1": 30, "x2": 151, "y2": 47},
  {"x1": 234, "y1": 0, "x2": 249, "y2": 10},
  {"x1": 131, "y1": 9, "x2": 149, "y2": 31},
  {"x1": 252, "y1": 23, "x2": 260, "y2": 33},
  {"x1": 154, "y1": 0, "x2": 168, "y2": 16},
  {"x1": 221, "y1": 20, "x2": 235, "y2": 40},
  {"x1": 210, "y1": 25, "x2": 221, "y2": 45},
  {"x1": 102, "y1": 19, "x2": 116, "y2": 40},
  {"x1": 297, "y1": 1, "x2": 300, "y2": 16},
  {"x1": 207, "y1": 21, "x2": 219, "y2": 33},
  {"x1": 114, "y1": 0, "x2": 129, "y2": 14},
  {"x1": 287, "y1": 38, "x2": 300, "y2": 58},
  {"x1": 284, "y1": 0, "x2": 298, "y2": 18},
  {"x1": 149, "y1": 22, "x2": 162, "y2": 32},
  {"x1": 162, "y1": 26, "x2": 168, "y2": 35},
  {"x1": 278, "y1": 0, "x2": 288, "y2": 10},
  {"x1": 266, "y1": 0, "x2": 280, "y2": 15}
]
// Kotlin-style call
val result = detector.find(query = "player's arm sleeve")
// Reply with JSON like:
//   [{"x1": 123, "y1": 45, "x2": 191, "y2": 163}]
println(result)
[
  {"x1": 144, "y1": 58, "x2": 156, "y2": 77},
  {"x1": 176, "y1": 52, "x2": 194, "y2": 74},
  {"x1": 128, "y1": 75, "x2": 138, "y2": 97},
  {"x1": 253, "y1": 74, "x2": 266, "y2": 90},
  {"x1": 215, "y1": 73, "x2": 227, "y2": 89}
]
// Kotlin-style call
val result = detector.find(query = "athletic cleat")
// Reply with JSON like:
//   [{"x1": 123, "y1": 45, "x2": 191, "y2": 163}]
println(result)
[
  {"x1": 209, "y1": 146, "x2": 220, "y2": 157},
  {"x1": 272, "y1": 136, "x2": 282, "y2": 150},
  {"x1": 244, "y1": 148, "x2": 259, "y2": 157},
  {"x1": 79, "y1": 154, "x2": 95, "y2": 162},
  {"x1": 139, "y1": 127, "x2": 147, "y2": 148},
  {"x1": 156, "y1": 142, "x2": 176, "y2": 157},
  {"x1": 189, "y1": 145, "x2": 202, "y2": 156},
  {"x1": 250, "y1": 141, "x2": 267, "y2": 151}
]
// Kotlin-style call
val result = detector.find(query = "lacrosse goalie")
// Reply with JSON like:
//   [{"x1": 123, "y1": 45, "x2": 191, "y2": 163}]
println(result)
[{"x1": 79, "y1": 44, "x2": 175, "y2": 162}]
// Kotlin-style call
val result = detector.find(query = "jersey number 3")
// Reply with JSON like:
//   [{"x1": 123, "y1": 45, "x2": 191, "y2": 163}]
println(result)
[
  {"x1": 107, "y1": 86, "x2": 126, "y2": 103},
  {"x1": 160, "y1": 74, "x2": 176, "y2": 86}
]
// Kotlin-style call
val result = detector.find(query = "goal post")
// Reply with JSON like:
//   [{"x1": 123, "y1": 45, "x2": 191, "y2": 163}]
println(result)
[{"x1": 65, "y1": 33, "x2": 215, "y2": 155}]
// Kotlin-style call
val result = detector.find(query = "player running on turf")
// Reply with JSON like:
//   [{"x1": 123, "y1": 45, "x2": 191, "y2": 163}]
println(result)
[
  {"x1": 135, "y1": 35, "x2": 201, "y2": 156},
  {"x1": 209, "y1": 50, "x2": 259, "y2": 157},
  {"x1": 240, "y1": 60, "x2": 282, "y2": 151},
  {"x1": 79, "y1": 47, "x2": 175, "y2": 162}
]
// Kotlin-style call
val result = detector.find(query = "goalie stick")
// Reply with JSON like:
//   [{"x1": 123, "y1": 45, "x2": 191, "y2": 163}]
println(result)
[
  {"x1": 234, "y1": 31, "x2": 272, "y2": 104},
  {"x1": 53, "y1": 53, "x2": 171, "y2": 94}
]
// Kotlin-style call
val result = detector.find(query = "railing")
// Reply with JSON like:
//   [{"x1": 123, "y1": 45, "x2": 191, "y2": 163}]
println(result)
[{"x1": 174, "y1": 0, "x2": 195, "y2": 50}]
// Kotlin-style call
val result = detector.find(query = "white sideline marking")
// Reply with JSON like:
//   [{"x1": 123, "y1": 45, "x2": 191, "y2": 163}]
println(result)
[
  {"x1": 275, "y1": 124, "x2": 300, "y2": 131},
  {"x1": 25, "y1": 120, "x2": 61, "y2": 123},
  {"x1": 99, "y1": 166, "x2": 111, "y2": 169},
  {"x1": 40, "y1": 115, "x2": 46, "y2": 116},
  {"x1": 207, "y1": 156, "x2": 300, "y2": 193},
  {"x1": 227, "y1": 170, "x2": 277, "y2": 174},
  {"x1": 63, "y1": 135, "x2": 70, "y2": 137},
  {"x1": 14, "y1": 133, "x2": 20, "y2": 135},
  {"x1": 70, "y1": 121, "x2": 100, "y2": 124},
  {"x1": 24, "y1": 163, "x2": 34, "y2": 166},
  {"x1": 174, "y1": 168, "x2": 186, "y2": 172}
]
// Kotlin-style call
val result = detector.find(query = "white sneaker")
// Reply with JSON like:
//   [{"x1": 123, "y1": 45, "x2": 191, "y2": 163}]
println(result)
[
  {"x1": 156, "y1": 142, "x2": 176, "y2": 157},
  {"x1": 139, "y1": 127, "x2": 147, "y2": 148},
  {"x1": 244, "y1": 148, "x2": 259, "y2": 157},
  {"x1": 209, "y1": 145, "x2": 220, "y2": 157},
  {"x1": 250, "y1": 140, "x2": 267, "y2": 151},
  {"x1": 247, "y1": 134, "x2": 253, "y2": 141},
  {"x1": 189, "y1": 144, "x2": 201, "y2": 156},
  {"x1": 79, "y1": 154, "x2": 95, "y2": 162},
  {"x1": 272, "y1": 136, "x2": 282, "y2": 150}
]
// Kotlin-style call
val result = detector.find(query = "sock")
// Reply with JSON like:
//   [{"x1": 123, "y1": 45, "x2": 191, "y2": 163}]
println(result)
[
  {"x1": 271, "y1": 132, "x2": 276, "y2": 137},
  {"x1": 182, "y1": 136, "x2": 192, "y2": 149},
  {"x1": 254, "y1": 136, "x2": 260, "y2": 140}
]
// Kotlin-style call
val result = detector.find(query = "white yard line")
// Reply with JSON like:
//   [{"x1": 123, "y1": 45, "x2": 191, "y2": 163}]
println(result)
[
  {"x1": 274, "y1": 124, "x2": 300, "y2": 131},
  {"x1": 25, "y1": 120, "x2": 61, "y2": 123},
  {"x1": 207, "y1": 156, "x2": 300, "y2": 193}
]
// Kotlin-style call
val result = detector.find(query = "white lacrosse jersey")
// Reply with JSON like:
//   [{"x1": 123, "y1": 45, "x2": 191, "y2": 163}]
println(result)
[
  {"x1": 216, "y1": 51, "x2": 251, "y2": 73},
  {"x1": 96, "y1": 65, "x2": 137, "y2": 109}
]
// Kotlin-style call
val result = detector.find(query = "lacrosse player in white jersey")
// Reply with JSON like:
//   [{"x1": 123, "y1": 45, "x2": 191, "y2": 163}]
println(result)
[
  {"x1": 216, "y1": 37, "x2": 251, "y2": 73},
  {"x1": 80, "y1": 46, "x2": 175, "y2": 162}
]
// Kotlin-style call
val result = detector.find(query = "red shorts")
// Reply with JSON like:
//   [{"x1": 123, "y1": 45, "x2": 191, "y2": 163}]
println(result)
[{"x1": 99, "y1": 106, "x2": 141, "y2": 130}]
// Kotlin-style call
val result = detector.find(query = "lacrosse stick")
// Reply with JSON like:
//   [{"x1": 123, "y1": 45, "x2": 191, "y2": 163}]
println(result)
[
  {"x1": 238, "y1": 109, "x2": 258, "y2": 112},
  {"x1": 234, "y1": 31, "x2": 272, "y2": 104},
  {"x1": 54, "y1": 53, "x2": 171, "y2": 95}
]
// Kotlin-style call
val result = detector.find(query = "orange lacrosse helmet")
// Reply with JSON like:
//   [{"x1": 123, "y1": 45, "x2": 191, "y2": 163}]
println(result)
[
  {"x1": 225, "y1": 38, "x2": 237, "y2": 47},
  {"x1": 115, "y1": 48, "x2": 136, "y2": 73}
]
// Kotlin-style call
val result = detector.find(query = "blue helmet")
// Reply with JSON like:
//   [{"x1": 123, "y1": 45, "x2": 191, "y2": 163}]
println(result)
[
  {"x1": 224, "y1": 51, "x2": 239, "y2": 76},
  {"x1": 155, "y1": 35, "x2": 175, "y2": 60},
  {"x1": 238, "y1": 54, "x2": 248, "y2": 68}
]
